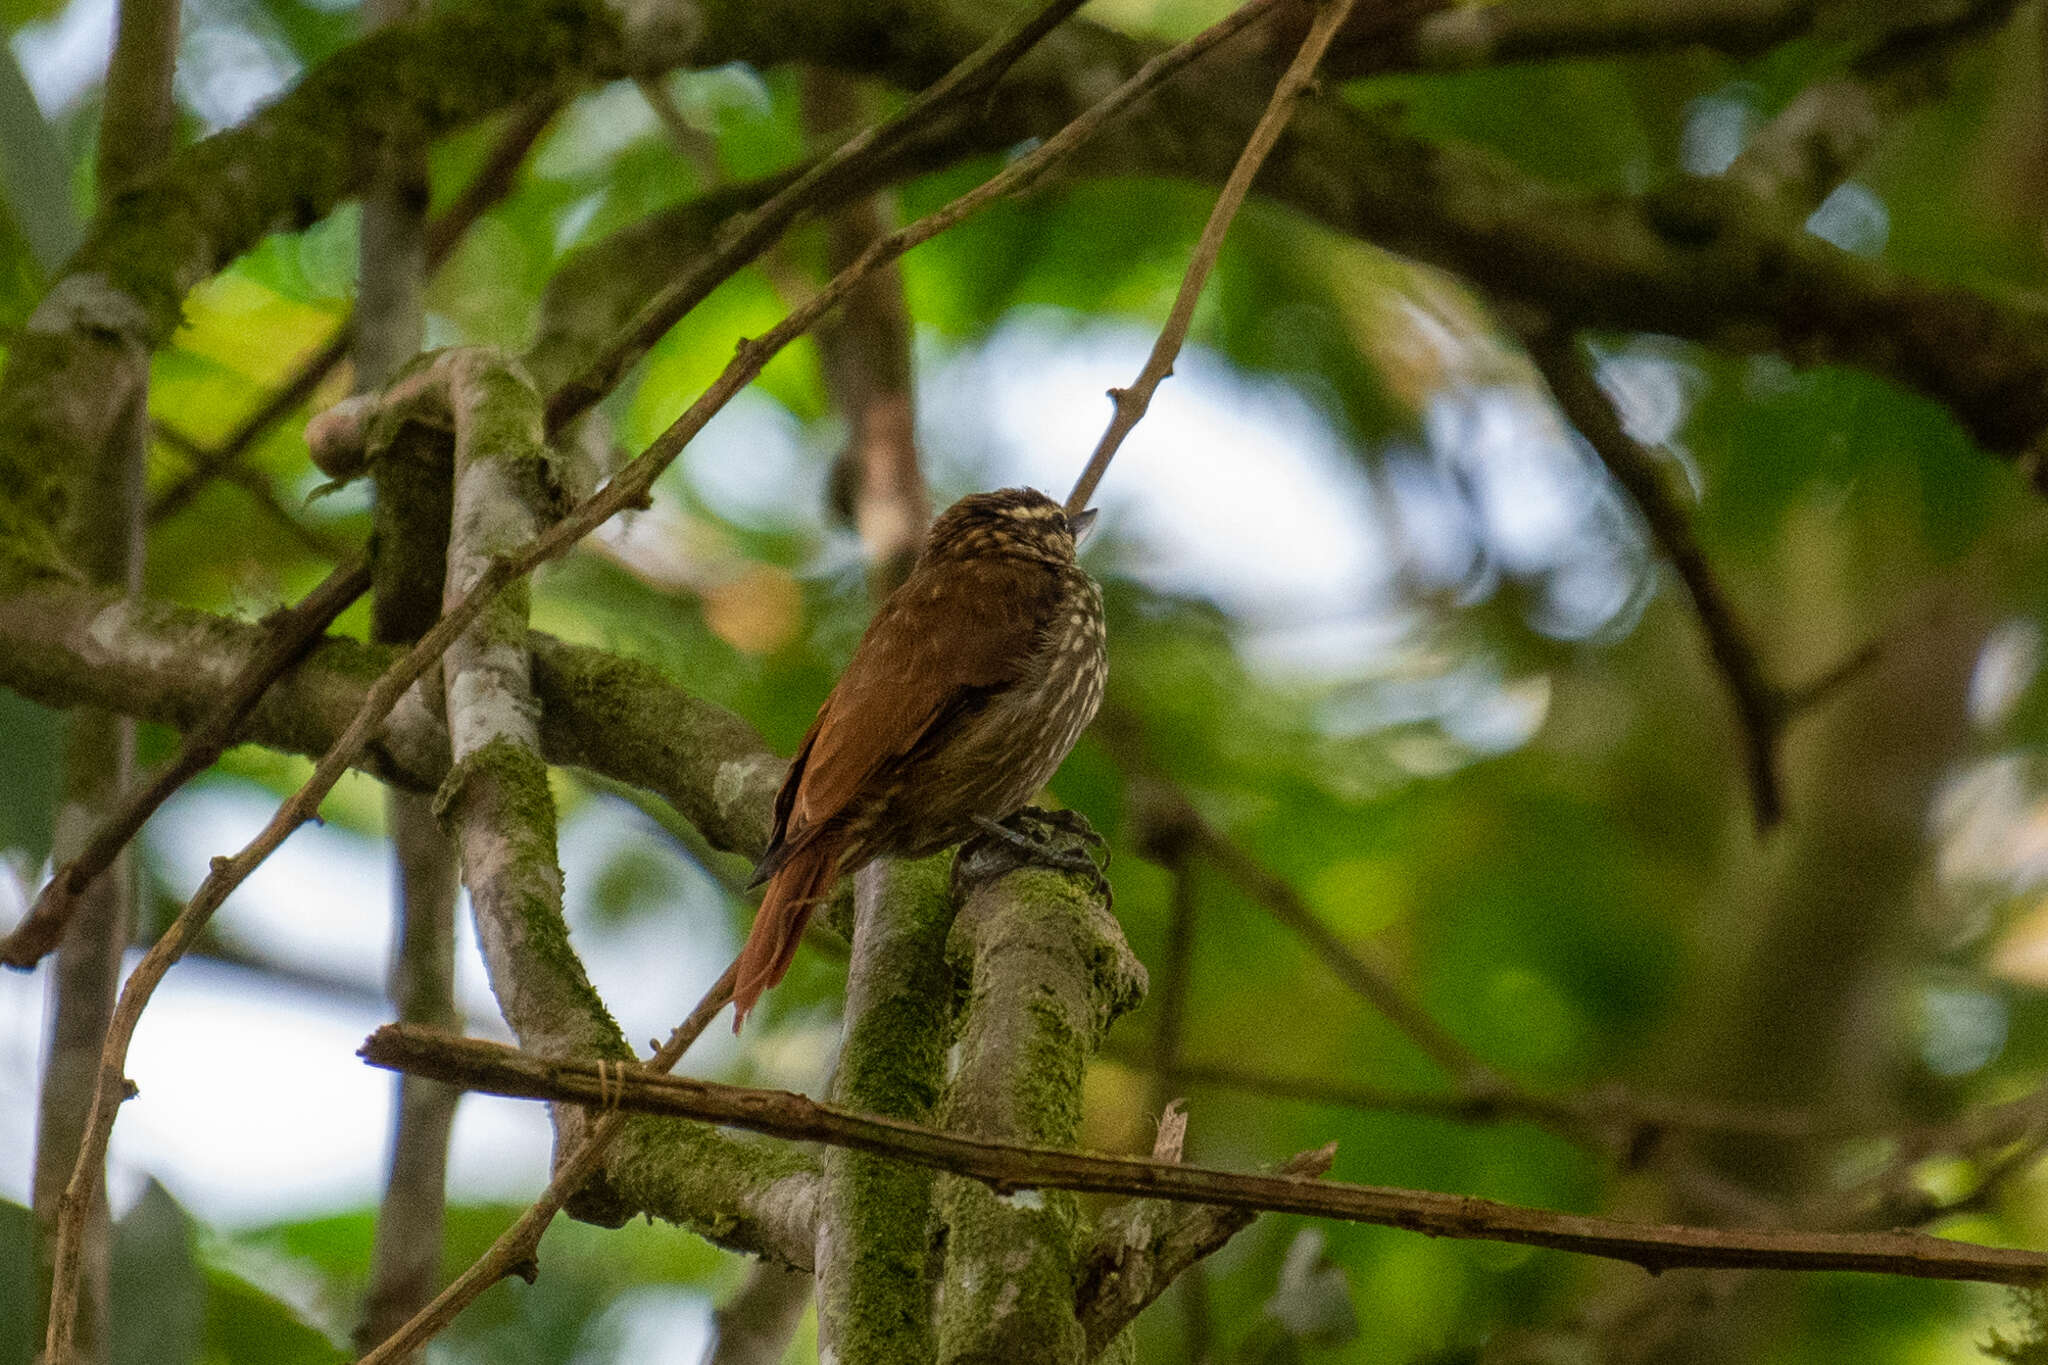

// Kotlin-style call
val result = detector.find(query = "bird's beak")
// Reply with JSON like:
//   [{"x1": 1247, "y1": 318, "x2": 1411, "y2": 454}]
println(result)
[{"x1": 1068, "y1": 507, "x2": 1099, "y2": 545}]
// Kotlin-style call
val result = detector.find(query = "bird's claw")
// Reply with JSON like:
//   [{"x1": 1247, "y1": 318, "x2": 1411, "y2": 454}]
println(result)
[
  {"x1": 1009, "y1": 805, "x2": 1110, "y2": 858},
  {"x1": 957, "y1": 809, "x2": 1112, "y2": 903}
]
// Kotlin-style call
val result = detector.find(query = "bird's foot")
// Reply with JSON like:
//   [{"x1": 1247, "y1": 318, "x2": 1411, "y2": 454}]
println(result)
[
  {"x1": 1009, "y1": 805, "x2": 1110, "y2": 857},
  {"x1": 956, "y1": 808, "x2": 1111, "y2": 903}
]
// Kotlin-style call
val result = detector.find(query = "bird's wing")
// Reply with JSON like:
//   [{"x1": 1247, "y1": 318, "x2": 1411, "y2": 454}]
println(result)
[{"x1": 771, "y1": 555, "x2": 1059, "y2": 855}]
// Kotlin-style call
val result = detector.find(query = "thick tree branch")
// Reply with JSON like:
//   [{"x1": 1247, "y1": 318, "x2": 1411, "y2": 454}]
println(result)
[
  {"x1": 817, "y1": 858, "x2": 956, "y2": 1364},
  {"x1": 0, "y1": 579, "x2": 784, "y2": 858},
  {"x1": 935, "y1": 835, "x2": 1149, "y2": 1364},
  {"x1": 414, "y1": 348, "x2": 626, "y2": 1063},
  {"x1": 359, "y1": 1025, "x2": 2048, "y2": 1287}
]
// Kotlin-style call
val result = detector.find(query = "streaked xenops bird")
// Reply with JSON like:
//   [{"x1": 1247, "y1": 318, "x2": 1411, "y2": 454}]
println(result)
[{"x1": 732, "y1": 487, "x2": 1105, "y2": 1026}]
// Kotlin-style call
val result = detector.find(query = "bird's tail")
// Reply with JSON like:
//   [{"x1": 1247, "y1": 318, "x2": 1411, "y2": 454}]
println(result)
[{"x1": 731, "y1": 839, "x2": 840, "y2": 1030}]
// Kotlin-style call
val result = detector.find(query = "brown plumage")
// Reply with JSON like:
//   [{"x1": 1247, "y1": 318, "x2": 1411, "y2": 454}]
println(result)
[{"x1": 731, "y1": 487, "x2": 1106, "y2": 1027}]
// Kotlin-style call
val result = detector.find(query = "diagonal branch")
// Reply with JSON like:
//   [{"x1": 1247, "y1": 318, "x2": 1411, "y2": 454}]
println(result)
[
  {"x1": 358, "y1": 1025, "x2": 2048, "y2": 1288},
  {"x1": 538, "y1": 0, "x2": 1094, "y2": 435},
  {"x1": 1063, "y1": 0, "x2": 1360, "y2": 517},
  {"x1": 1524, "y1": 326, "x2": 1879, "y2": 827},
  {"x1": 2, "y1": 555, "x2": 370, "y2": 968}
]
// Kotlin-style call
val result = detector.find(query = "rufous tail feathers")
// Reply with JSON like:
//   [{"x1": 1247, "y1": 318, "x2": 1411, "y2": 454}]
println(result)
[{"x1": 731, "y1": 839, "x2": 840, "y2": 1030}]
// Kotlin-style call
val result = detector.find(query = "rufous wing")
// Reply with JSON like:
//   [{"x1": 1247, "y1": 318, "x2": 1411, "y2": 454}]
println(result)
[{"x1": 763, "y1": 554, "x2": 1059, "y2": 870}]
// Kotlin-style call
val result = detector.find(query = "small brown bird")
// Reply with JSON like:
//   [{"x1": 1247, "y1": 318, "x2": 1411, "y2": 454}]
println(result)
[{"x1": 732, "y1": 487, "x2": 1106, "y2": 1027}]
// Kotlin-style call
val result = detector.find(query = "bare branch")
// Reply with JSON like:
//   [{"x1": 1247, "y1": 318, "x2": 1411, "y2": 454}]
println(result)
[
  {"x1": 0, "y1": 579, "x2": 786, "y2": 859},
  {"x1": 540, "y1": 0, "x2": 1097, "y2": 435},
  {"x1": 1063, "y1": 0, "x2": 1359, "y2": 517},
  {"x1": 3, "y1": 556, "x2": 370, "y2": 969},
  {"x1": 359, "y1": 1026, "x2": 2048, "y2": 1287},
  {"x1": 353, "y1": 969, "x2": 738, "y2": 1364},
  {"x1": 1524, "y1": 327, "x2": 1879, "y2": 828}
]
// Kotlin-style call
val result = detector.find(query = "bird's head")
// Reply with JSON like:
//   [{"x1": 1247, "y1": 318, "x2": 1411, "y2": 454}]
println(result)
[{"x1": 921, "y1": 487, "x2": 1096, "y2": 568}]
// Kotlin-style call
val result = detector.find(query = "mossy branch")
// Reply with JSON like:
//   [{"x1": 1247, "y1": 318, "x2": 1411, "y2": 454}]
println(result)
[
  {"x1": 0, "y1": 580, "x2": 785, "y2": 859},
  {"x1": 816, "y1": 857, "x2": 958, "y2": 1364},
  {"x1": 935, "y1": 831, "x2": 1148, "y2": 1365}
]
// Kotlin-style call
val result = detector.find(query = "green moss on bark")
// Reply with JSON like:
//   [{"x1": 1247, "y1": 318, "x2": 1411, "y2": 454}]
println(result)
[
  {"x1": 530, "y1": 641, "x2": 783, "y2": 857},
  {"x1": 818, "y1": 854, "x2": 957, "y2": 1365},
  {"x1": 578, "y1": 1111, "x2": 818, "y2": 1262},
  {"x1": 438, "y1": 735, "x2": 627, "y2": 1059},
  {"x1": 936, "y1": 842, "x2": 1146, "y2": 1365}
]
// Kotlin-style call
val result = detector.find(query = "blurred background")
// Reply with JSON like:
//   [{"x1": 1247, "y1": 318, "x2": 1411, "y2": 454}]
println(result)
[{"x1": 8, "y1": 0, "x2": 2048, "y2": 1360}]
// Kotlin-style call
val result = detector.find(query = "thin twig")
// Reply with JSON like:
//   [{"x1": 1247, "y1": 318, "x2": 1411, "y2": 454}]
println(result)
[
  {"x1": 352, "y1": 969, "x2": 736, "y2": 1364},
  {"x1": 1524, "y1": 328, "x2": 1879, "y2": 828},
  {"x1": 3, "y1": 555, "x2": 371, "y2": 969},
  {"x1": 540, "y1": 0, "x2": 1096, "y2": 435},
  {"x1": 1184, "y1": 804, "x2": 1496, "y2": 1088},
  {"x1": 1117, "y1": 742, "x2": 1830, "y2": 1163},
  {"x1": 359, "y1": 1025, "x2": 2048, "y2": 1287},
  {"x1": 1063, "y1": 0, "x2": 1361, "y2": 516},
  {"x1": 145, "y1": 98, "x2": 559, "y2": 524}
]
